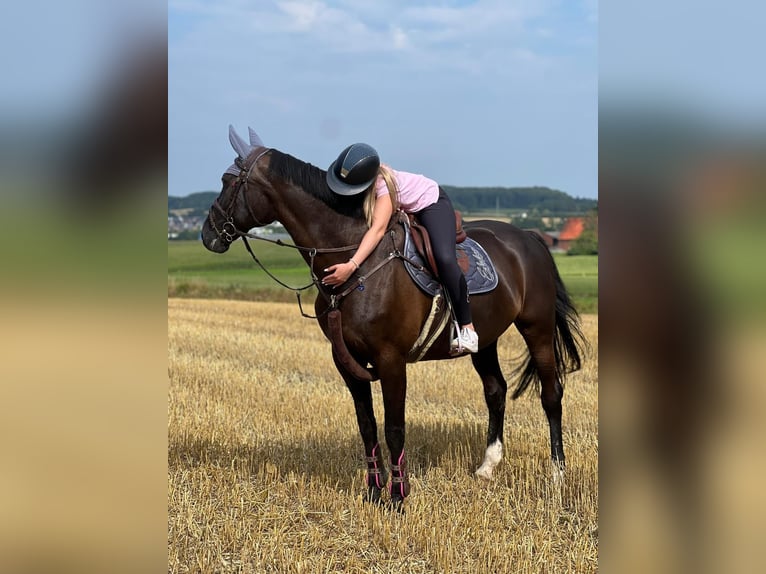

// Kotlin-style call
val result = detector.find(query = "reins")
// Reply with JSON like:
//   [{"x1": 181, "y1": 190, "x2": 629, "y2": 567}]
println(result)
[
  {"x1": 237, "y1": 227, "x2": 412, "y2": 320},
  {"x1": 238, "y1": 231, "x2": 357, "y2": 319}
]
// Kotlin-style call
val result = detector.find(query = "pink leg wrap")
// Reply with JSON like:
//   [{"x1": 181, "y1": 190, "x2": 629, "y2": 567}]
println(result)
[
  {"x1": 365, "y1": 443, "x2": 384, "y2": 489},
  {"x1": 389, "y1": 450, "x2": 410, "y2": 498}
]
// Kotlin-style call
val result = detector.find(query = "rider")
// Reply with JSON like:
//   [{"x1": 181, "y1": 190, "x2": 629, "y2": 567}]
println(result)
[{"x1": 321, "y1": 143, "x2": 479, "y2": 353}]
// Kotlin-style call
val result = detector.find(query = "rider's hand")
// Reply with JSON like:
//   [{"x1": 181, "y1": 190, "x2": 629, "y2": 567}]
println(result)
[{"x1": 322, "y1": 261, "x2": 357, "y2": 287}]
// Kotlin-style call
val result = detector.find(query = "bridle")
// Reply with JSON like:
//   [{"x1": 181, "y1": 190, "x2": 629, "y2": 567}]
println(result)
[{"x1": 207, "y1": 147, "x2": 272, "y2": 246}]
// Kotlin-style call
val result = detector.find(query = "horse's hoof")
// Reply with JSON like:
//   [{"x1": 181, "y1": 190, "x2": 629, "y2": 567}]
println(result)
[
  {"x1": 551, "y1": 461, "x2": 566, "y2": 488},
  {"x1": 387, "y1": 497, "x2": 405, "y2": 515},
  {"x1": 364, "y1": 487, "x2": 383, "y2": 505},
  {"x1": 475, "y1": 466, "x2": 493, "y2": 481}
]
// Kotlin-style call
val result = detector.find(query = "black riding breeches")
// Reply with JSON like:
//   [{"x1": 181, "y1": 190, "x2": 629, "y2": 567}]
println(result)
[{"x1": 415, "y1": 187, "x2": 472, "y2": 325}]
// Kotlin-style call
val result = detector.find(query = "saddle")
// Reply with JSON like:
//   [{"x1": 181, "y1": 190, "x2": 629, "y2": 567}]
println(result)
[
  {"x1": 400, "y1": 212, "x2": 498, "y2": 297},
  {"x1": 405, "y1": 211, "x2": 466, "y2": 280}
]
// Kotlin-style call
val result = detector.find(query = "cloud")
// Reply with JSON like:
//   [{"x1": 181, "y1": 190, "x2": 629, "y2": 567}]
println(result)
[
  {"x1": 278, "y1": 0, "x2": 321, "y2": 30},
  {"x1": 170, "y1": 1, "x2": 545, "y2": 57}
]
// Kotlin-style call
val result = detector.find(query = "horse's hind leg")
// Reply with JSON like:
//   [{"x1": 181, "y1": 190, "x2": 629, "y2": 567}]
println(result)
[
  {"x1": 518, "y1": 321, "x2": 566, "y2": 472},
  {"x1": 333, "y1": 356, "x2": 386, "y2": 503},
  {"x1": 471, "y1": 341, "x2": 508, "y2": 480}
]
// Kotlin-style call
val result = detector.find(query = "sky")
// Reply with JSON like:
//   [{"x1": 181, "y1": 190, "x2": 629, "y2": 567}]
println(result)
[{"x1": 168, "y1": 0, "x2": 598, "y2": 198}]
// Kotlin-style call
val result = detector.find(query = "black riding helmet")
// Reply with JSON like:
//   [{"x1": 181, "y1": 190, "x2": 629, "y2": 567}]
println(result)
[{"x1": 326, "y1": 143, "x2": 380, "y2": 196}]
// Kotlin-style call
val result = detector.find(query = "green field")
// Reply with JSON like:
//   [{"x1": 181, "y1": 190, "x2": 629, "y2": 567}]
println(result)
[
  {"x1": 551, "y1": 253, "x2": 599, "y2": 314},
  {"x1": 168, "y1": 239, "x2": 315, "y2": 302},
  {"x1": 168, "y1": 240, "x2": 598, "y2": 313}
]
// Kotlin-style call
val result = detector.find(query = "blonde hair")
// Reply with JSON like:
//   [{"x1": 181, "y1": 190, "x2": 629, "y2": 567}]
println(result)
[{"x1": 363, "y1": 165, "x2": 399, "y2": 227}]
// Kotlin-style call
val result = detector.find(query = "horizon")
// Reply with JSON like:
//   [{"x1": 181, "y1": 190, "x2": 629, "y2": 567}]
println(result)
[{"x1": 168, "y1": 184, "x2": 599, "y2": 202}]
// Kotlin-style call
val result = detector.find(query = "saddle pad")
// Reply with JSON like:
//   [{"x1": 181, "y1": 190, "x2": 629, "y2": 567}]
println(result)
[{"x1": 403, "y1": 223, "x2": 499, "y2": 297}]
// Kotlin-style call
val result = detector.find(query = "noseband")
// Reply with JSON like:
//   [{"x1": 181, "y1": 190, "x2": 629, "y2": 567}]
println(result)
[{"x1": 207, "y1": 148, "x2": 272, "y2": 245}]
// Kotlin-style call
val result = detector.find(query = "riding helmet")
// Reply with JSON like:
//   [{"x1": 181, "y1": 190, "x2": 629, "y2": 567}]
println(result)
[{"x1": 326, "y1": 143, "x2": 380, "y2": 196}]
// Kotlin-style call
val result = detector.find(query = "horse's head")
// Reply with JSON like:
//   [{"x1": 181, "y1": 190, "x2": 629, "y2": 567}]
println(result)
[{"x1": 201, "y1": 125, "x2": 277, "y2": 253}]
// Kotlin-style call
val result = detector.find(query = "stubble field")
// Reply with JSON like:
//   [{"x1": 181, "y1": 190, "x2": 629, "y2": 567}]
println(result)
[{"x1": 168, "y1": 298, "x2": 598, "y2": 573}]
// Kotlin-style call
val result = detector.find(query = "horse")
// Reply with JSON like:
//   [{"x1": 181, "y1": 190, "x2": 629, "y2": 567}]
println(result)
[{"x1": 201, "y1": 127, "x2": 586, "y2": 507}]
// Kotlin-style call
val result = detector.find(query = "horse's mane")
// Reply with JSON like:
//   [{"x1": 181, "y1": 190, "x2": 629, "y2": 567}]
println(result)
[{"x1": 267, "y1": 150, "x2": 366, "y2": 219}]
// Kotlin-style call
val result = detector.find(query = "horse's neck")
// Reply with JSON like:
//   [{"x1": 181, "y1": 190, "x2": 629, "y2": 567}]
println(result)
[{"x1": 272, "y1": 184, "x2": 366, "y2": 252}]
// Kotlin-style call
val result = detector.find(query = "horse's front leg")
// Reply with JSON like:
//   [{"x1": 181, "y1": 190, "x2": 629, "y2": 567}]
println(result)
[
  {"x1": 379, "y1": 358, "x2": 410, "y2": 508},
  {"x1": 333, "y1": 354, "x2": 386, "y2": 503}
]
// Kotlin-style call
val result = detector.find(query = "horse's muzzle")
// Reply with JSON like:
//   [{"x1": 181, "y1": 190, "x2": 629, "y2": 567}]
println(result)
[
  {"x1": 201, "y1": 220, "x2": 231, "y2": 253},
  {"x1": 206, "y1": 236, "x2": 229, "y2": 253}
]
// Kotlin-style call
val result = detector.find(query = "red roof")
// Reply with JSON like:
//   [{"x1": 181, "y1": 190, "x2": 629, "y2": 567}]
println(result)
[{"x1": 559, "y1": 218, "x2": 585, "y2": 241}]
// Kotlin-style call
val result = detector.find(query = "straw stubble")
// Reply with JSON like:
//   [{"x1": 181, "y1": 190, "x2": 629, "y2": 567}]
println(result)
[{"x1": 169, "y1": 298, "x2": 598, "y2": 573}]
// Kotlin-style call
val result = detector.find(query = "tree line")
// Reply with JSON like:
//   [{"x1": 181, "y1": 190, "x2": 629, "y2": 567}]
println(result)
[
  {"x1": 170, "y1": 187, "x2": 596, "y2": 217},
  {"x1": 441, "y1": 185, "x2": 596, "y2": 214}
]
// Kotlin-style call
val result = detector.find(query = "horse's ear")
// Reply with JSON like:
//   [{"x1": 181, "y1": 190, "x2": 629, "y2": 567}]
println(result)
[
  {"x1": 248, "y1": 127, "x2": 264, "y2": 147},
  {"x1": 228, "y1": 124, "x2": 253, "y2": 158}
]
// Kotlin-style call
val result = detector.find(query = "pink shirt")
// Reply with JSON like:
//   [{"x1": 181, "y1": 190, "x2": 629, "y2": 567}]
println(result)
[{"x1": 375, "y1": 167, "x2": 439, "y2": 213}]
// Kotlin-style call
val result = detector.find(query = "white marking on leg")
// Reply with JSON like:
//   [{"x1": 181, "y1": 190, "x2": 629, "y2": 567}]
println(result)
[
  {"x1": 551, "y1": 460, "x2": 565, "y2": 489},
  {"x1": 475, "y1": 439, "x2": 503, "y2": 480},
  {"x1": 549, "y1": 461, "x2": 565, "y2": 505}
]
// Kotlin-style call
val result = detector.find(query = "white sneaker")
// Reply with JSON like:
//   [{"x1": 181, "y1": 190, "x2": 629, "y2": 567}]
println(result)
[{"x1": 452, "y1": 327, "x2": 479, "y2": 353}]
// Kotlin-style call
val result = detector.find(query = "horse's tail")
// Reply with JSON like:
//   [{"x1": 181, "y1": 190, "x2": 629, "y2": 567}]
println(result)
[{"x1": 511, "y1": 235, "x2": 587, "y2": 400}]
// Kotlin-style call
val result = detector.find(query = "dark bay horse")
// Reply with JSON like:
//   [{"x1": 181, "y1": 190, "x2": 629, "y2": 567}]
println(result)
[{"x1": 201, "y1": 128, "x2": 585, "y2": 506}]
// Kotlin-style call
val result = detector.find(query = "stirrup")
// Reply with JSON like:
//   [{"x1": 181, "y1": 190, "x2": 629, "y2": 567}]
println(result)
[{"x1": 449, "y1": 320, "x2": 464, "y2": 355}]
